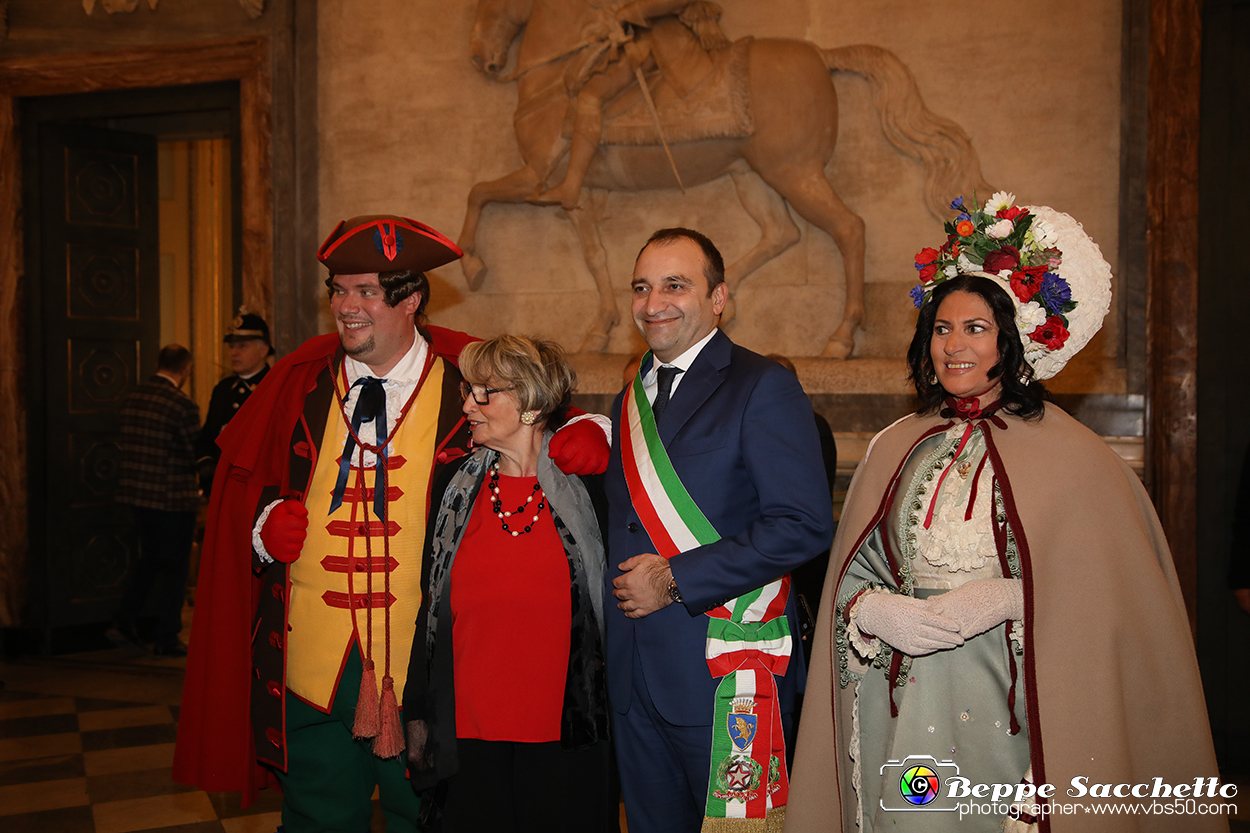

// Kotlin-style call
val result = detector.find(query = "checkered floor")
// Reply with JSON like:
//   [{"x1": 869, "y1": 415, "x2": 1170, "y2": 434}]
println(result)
[
  {"x1": 2, "y1": 641, "x2": 1246, "y2": 832},
  {"x1": 0, "y1": 643, "x2": 308, "y2": 833}
]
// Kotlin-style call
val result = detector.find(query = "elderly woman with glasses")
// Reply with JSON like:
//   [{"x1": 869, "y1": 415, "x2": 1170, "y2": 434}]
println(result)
[{"x1": 402, "y1": 335, "x2": 615, "y2": 833}]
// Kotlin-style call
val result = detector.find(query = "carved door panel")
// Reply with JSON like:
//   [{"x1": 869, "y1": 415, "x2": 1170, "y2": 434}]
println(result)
[{"x1": 35, "y1": 124, "x2": 160, "y2": 628}]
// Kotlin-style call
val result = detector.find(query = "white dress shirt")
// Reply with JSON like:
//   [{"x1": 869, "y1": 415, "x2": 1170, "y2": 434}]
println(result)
[{"x1": 640, "y1": 327, "x2": 718, "y2": 405}]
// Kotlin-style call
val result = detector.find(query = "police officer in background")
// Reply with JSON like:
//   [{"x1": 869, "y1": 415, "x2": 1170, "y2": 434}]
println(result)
[{"x1": 196, "y1": 309, "x2": 274, "y2": 493}]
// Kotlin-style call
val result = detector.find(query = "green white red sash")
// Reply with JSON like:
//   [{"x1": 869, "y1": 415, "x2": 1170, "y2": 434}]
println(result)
[{"x1": 619, "y1": 358, "x2": 792, "y2": 832}]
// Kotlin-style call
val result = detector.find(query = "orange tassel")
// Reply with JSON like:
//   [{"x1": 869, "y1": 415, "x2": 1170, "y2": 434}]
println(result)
[
  {"x1": 373, "y1": 675, "x2": 406, "y2": 759},
  {"x1": 353, "y1": 656, "x2": 380, "y2": 738}
]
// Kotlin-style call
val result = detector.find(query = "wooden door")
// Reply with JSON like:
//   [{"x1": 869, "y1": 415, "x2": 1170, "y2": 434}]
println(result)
[{"x1": 31, "y1": 124, "x2": 160, "y2": 629}]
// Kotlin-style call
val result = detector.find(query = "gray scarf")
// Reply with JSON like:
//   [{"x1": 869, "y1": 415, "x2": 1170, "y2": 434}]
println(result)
[{"x1": 423, "y1": 433, "x2": 606, "y2": 658}]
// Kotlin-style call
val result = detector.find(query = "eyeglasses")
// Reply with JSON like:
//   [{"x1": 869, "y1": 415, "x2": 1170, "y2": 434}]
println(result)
[{"x1": 460, "y1": 380, "x2": 514, "y2": 405}]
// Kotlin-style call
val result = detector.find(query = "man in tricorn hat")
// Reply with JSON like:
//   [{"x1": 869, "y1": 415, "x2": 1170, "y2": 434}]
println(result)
[
  {"x1": 173, "y1": 215, "x2": 609, "y2": 831},
  {"x1": 196, "y1": 309, "x2": 275, "y2": 493}
]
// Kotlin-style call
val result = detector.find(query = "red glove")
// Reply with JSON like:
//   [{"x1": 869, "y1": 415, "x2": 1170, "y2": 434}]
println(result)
[
  {"x1": 548, "y1": 418, "x2": 610, "y2": 476},
  {"x1": 261, "y1": 500, "x2": 308, "y2": 563}
]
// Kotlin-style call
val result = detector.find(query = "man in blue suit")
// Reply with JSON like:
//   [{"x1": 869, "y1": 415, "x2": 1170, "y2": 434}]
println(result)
[{"x1": 608, "y1": 228, "x2": 835, "y2": 833}]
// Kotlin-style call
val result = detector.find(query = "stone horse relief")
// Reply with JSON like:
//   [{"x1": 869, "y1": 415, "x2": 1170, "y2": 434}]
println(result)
[{"x1": 462, "y1": 0, "x2": 992, "y2": 357}]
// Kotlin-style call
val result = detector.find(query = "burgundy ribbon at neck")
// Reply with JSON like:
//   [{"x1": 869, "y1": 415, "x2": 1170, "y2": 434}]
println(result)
[
  {"x1": 939, "y1": 396, "x2": 1007, "y2": 428},
  {"x1": 922, "y1": 396, "x2": 1006, "y2": 530}
]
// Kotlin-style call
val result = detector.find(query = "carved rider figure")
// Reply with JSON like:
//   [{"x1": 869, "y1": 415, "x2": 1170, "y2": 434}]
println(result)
[{"x1": 537, "y1": 0, "x2": 730, "y2": 210}]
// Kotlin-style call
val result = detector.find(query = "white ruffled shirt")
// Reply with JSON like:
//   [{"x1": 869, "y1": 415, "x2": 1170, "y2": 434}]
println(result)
[
  {"x1": 910, "y1": 422, "x2": 999, "y2": 586},
  {"x1": 847, "y1": 421, "x2": 1023, "y2": 659}
]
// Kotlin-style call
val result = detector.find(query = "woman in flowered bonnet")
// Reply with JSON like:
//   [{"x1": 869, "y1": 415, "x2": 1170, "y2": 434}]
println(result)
[{"x1": 784, "y1": 194, "x2": 1224, "y2": 833}]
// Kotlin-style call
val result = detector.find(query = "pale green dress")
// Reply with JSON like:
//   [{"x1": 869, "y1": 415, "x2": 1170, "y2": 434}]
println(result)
[{"x1": 835, "y1": 422, "x2": 1031, "y2": 832}]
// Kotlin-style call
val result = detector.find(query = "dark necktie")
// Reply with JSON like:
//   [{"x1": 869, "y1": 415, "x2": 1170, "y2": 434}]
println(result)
[
  {"x1": 653, "y1": 365, "x2": 682, "y2": 421},
  {"x1": 329, "y1": 376, "x2": 388, "y2": 518}
]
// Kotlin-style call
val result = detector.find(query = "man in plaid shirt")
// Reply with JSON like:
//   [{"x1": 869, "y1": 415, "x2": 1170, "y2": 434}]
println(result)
[{"x1": 110, "y1": 344, "x2": 202, "y2": 657}]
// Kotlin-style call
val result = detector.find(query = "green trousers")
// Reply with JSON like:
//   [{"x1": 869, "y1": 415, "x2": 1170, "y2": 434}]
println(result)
[{"x1": 276, "y1": 644, "x2": 422, "y2": 833}]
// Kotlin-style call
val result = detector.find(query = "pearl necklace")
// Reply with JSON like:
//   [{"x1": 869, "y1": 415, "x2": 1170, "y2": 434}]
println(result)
[{"x1": 488, "y1": 464, "x2": 546, "y2": 536}]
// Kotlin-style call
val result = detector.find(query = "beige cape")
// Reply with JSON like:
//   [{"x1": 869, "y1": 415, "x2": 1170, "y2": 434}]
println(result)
[{"x1": 785, "y1": 404, "x2": 1226, "y2": 833}]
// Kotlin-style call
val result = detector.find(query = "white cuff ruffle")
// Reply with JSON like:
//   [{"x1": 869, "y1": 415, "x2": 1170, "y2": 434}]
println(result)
[{"x1": 252, "y1": 498, "x2": 286, "y2": 565}]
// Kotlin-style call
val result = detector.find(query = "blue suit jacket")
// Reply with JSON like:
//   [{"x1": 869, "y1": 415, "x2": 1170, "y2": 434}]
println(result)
[{"x1": 605, "y1": 330, "x2": 835, "y2": 725}]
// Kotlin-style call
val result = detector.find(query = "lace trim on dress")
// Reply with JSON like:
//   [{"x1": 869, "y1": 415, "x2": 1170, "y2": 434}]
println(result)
[
  {"x1": 1004, "y1": 765, "x2": 1042, "y2": 832},
  {"x1": 898, "y1": 430, "x2": 956, "y2": 592},
  {"x1": 850, "y1": 681, "x2": 864, "y2": 831},
  {"x1": 845, "y1": 585, "x2": 893, "y2": 660},
  {"x1": 835, "y1": 582, "x2": 895, "y2": 689},
  {"x1": 905, "y1": 423, "x2": 998, "y2": 575},
  {"x1": 994, "y1": 485, "x2": 1027, "y2": 655}
]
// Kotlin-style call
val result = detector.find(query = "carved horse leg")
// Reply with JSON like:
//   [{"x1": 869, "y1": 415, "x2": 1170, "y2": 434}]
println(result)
[
  {"x1": 740, "y1": 39, "x2": 867, "y2": 358},
  {"x1": 456, "y1": 165, "x2": 543, "y2": 290},
  {"x1": 721, "y1": 162, "x2": 802, "y2": 328},
  {"x1": 563, "y1": 188, "x2": 620, "y2": 352},
  {"x1": 754, "y1": 162, "x2": 866, "y2": 359}
]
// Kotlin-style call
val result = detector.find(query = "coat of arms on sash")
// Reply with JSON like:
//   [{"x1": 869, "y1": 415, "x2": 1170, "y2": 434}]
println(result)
[
  {"x1": 713, "y1": 699, "x2": 782, "y2": 803},
  {"x1": 728, "y1": 698, "x2": 757, "y2": 751}
]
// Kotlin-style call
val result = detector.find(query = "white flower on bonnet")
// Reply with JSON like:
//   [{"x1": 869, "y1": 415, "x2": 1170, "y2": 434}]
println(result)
[{"x1": 910, "y1": 196, "x2": 1112, "y2": 381}]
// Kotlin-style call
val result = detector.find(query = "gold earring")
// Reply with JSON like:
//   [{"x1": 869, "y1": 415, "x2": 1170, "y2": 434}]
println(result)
[{"x1": 520, "y1": 411, "x2": 537, "y2": 425}]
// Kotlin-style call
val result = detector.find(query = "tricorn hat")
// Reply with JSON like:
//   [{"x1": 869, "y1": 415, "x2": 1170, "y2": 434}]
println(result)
[
  {"x1": 224, "y1": 308, "x2": 272, "y2": 351},
  {"x1": 316, "y1": 215, "x2": 463, "y2": 275}
]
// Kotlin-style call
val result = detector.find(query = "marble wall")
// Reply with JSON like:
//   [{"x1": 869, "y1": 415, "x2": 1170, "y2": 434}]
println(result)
[{"x1": 317, "y1": 0, "x2": 1125, "y2": 395}]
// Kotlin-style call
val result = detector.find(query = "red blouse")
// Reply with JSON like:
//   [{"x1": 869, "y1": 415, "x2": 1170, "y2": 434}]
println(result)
[{"x1": 450, "y1": 472, "x2": 572, "y2": 742}]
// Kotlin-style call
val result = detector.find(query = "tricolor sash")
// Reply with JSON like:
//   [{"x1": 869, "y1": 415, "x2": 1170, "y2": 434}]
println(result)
[{"x1": 620, "y1": 357, "x2": 791, "y2": 833}]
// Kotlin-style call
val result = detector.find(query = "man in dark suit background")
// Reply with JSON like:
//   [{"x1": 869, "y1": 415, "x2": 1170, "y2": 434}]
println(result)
[
  {"x1": 607, "y1": 228, "x2": 834, "y2": 833},
  {"x1": 109, "y1": 344, "x2": 201, "y2": 657}
]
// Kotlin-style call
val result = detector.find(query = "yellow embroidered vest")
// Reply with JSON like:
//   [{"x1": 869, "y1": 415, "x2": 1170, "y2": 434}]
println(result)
[{"x1": 286, "y1": 361, "x2": 443, "y2": 709}]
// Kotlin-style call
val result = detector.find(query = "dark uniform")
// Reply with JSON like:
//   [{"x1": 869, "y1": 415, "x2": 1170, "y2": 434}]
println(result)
[
  {"x1": 196, "y1": 363, "x2": 269, "y2": 466},
  {"x1": 196, "y1": 311, "x2": 274, "y2": 493}
]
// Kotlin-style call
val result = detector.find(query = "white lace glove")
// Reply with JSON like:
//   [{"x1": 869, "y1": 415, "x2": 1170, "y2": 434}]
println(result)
[
  {"x1": 925, "y1": 578, "x2": 1024, "y2": 639},
  {"x1": 856, "y1": 591, "x2": 965, "y2": 656}
]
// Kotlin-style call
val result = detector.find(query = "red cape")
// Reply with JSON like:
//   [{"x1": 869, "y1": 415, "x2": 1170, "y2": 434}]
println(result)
[{"x1": 172, "y1": 327, "x2": 475, "y2": 804}]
